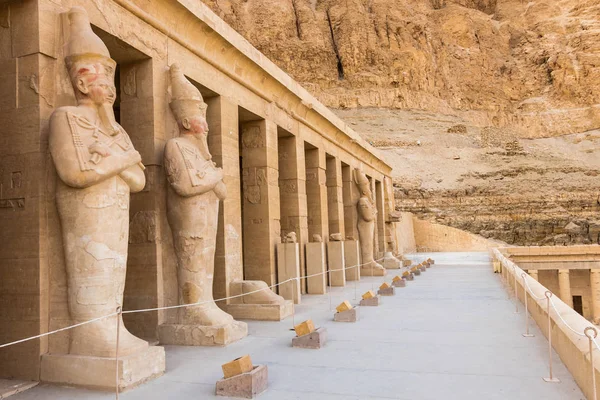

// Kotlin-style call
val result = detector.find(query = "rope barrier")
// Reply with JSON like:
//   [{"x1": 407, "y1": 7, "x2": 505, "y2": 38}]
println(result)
[{"x1": 0, "y1": 255, "x2": 389, "y2": 348}]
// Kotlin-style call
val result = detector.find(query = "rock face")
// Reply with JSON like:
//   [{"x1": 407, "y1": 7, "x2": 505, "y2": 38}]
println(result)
[
  {"x1": 204, "y1": 0, "x2": 600, "y2": 246},
  {"x1": 204, "y1": 0, "x2": 599, "y2": 137}
]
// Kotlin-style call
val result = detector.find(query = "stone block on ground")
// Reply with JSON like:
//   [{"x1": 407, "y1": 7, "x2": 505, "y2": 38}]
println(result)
[
  {"x1": 292, "y1": 327, "x2": 327, "y2": 349},
  {"x1": 378, "y1": 286, "x2": 395, "y2": 296},
  {"x1": 359, "y1": 296, "x2": 380, "y2": 306},
  {"x1": 222, "y1": 355, "x2": 253, "y2": 379},
  {"x1": 227, "y1": 301, "x2": 294, "y2": 321},
  {"x1": 392, "y1": 278, "x2": 406, "y2": 287},
  {"x1": 294, "y1": 320, "x2": 315, "y2": 337},
  {"x1": 336, "y1": 300, "x2": 353, "y2": 313},
  {"x1": 40, "y1": 346, "x2": 165, "y2": 391},
  {"x1": 334, "y1": 307, "x2": 358, "y2": 322},
  {"x1": 158, "y1": 320, "x2": 247, "y2": 346},
  {"x1": 215, "y1": 365, "x2": 268, "y2": 399}
]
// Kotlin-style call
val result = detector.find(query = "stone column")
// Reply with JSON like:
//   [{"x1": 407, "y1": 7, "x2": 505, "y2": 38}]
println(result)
[
  {"x1": 278, "y1": 135, "x2": 308, "y2": 292},
  {"x1": 343, "y1": 165, "x2": 359, "y2": 240},
  {"x1": 528, "y1": 270, "x2": 539, "y2": 281},
  {"x1": 241, "y1": 120, "x2": 280, "y2": 286},
  {"x1": 305, "y1": 147, "x2": 328, "y2": 242},
  {"x1": 368, "y1": 177, "x2": 380, "y2": 257},
  {"x1": 206, "y1": 96, "x2": 244, "y2": 304},
  {"x1": 374, "y1": 180, "x2": 386, "y2": 255},
  {"x1": 326, "y1": 156, "x2": 345, "y2": 238},
  {"x1": 591, "y1": 270, "x2": 600, "y2": 324},
  {"x1": 558, "y1": 269, "x2": 573, "y2": 308}
]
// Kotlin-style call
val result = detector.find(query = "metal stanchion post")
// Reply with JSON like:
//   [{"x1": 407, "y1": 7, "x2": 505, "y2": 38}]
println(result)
[
  {"x1": 543, "y1": 291, "x2": 560, "y2": 383},
  {"x1": 513, "y1": 266, "x2": 519, "y2": 314},
  {"x1": 585, "y1": 327, "x2": 598, "y2": 400},
  {"x1": 115, "y1": 306, "x2": 122, "y2": 400},
  {"x1": 522, "y1": 273, "x2": 534, "y2": 337}
]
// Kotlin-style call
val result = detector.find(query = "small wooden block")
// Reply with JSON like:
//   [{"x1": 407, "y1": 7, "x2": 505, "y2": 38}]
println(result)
[
  {"x1": 292, "y1": 327, "x2": 327, "y2": 349},
  {"x1": 216, "y1": 365, "x2": 268, "y2": 399},
  {"x1": 402, "y1": 259, "x2": 412, "y2": 267},
  {"x1": 379, "y1": 282, "x2": 391, "y2": 290},
  {"x1": 392, "y1": 275, "x2": 402, "y2": 282},
  {"x1": 222, "y1": 355, "x2": 253, "y2": 379},
  {"x1": 402, "y1": 271, "x2": 410, "y2": 277},
  {"x1": 359, "y1": 296, "x2": 380, "y2": 306},
  {"x1": 392, "y1": 279, "x2": 406, "y2": 288},
  {"x1": 334, "y1": 308, "x2": 358, "y2": 322},
  {"x1": 336, "y1": 300, "x2": 353, "y2": 313},
  {"x1": 362, "y1": 290, "x2": 375, "y2": 300},
  {"x1": 294, "y1": 320, "x2": 315, "y2": 337},
  {"x1": 378, "y1": 286, "x2": 395, "y2": 296}
]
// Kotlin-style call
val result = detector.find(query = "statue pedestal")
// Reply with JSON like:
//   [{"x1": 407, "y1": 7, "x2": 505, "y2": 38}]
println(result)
[
  {"x1": 360, "y1": 265, "x2": 386, "y2": 276},
  {"x1": 276, "y1": 243, "x2": 301, "y2": 304},
  {"x1": 227, "y1": 301, "x2": 294, "y2": 321},
  {"x1": 305, "y1": 242, "x2": 327, "y2": 294},
  {"x1": 158, "y1": 320, "x2": 247, "y2": 346},
  {"x1": 344, "y1": 240, "x2": 361, "y2": 281},
  {"x1": 327, "y1": 241, "x2": 346, "y2": 287},
  {"x1": 40, "y1": 346, "x2": 165, "y2": 391}
]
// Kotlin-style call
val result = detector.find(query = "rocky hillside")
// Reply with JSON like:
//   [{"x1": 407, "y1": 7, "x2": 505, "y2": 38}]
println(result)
[{"x1": 204, "y1": 0, "x2": 600, "y2": 246}]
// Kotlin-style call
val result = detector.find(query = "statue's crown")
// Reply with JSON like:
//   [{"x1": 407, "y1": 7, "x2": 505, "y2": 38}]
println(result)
[
  {"x1": 64, "y1": 7, "x2": 116, "y2": 74},
  {"x1": 169, "y1": 64, "x2": 207, "y2": 122}
]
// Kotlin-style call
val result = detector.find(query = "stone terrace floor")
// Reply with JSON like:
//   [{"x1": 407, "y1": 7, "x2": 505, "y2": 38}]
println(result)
[{"x1": 11, "y1": 252, "x2": 585, "y2": 399}]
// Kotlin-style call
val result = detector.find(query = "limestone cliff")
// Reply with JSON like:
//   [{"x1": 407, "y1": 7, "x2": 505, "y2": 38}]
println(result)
[{"x1": 203, "y1": 0, "x2": 600, "y2": 246}]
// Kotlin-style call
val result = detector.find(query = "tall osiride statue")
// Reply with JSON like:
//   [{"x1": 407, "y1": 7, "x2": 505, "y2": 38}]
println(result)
[
  {"x1": 354, "y1": 170, "x2": 386, "y2": 276},
  {"x1": 159, "y1": 64, "x2": 247, "y2": 345}
]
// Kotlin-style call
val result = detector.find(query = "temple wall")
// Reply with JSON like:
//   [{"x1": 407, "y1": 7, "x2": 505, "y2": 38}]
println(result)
[
  {"x1": 413, "y1": 217, "x2": 495, "y2": 252},
  {"x1": 0, "y1": 0, "x2": 394, "y2": 381}
]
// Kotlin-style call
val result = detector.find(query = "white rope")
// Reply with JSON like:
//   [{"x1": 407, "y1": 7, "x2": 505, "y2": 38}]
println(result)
[
  {"x1": 548, "y1": 297, "x2": 587, "y2": 337},
  {"x1": 0, "y1": 255, "x2": 390, "y2": 347}
]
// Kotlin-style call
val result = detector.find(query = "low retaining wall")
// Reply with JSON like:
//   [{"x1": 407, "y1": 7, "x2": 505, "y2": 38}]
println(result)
[{"x1": 494, "y1": 248, "x2": 599, "y2": 399}]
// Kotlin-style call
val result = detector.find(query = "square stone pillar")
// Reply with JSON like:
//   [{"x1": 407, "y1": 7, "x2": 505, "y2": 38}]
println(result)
[
  {"x1": 278, "y1": 134, "x2": 308, "y2": 292},
  {"x1": 327, "y1": 241, "x2": 346, "y2": 287},
  {"x1": 241, "y1": 120, "x2": 280, "y2": 286},
  {"x1": 326, "y1": 156, "x2": 345, "y2": 238},
  {"x1": 343, "y1": 165, "x2": 359, "y2": 240},
  {"x1": 528, "y1": 270, "x2": 539, "y2": 281},
  {"x1": 558, "y1": 269, "x2": 573, "y2": 308},
  {"x1": 591, "y1": 270, "x2": 600, "y2": 324},
  {"x1": 344, "y1": 240, "x2": 361, "y2": 281},
  {"x1": 206, "y1": 96, "x2": 244, "y2": 305},
  {"x1": 375, "y1": 180, "x2": 386, "y2": 256},
  {"x1": 276, "y1": 243, "x2": 301, "y2": 304},
  {"x1": 305, "y1": 147, "x2": 329, "y2": 242},
  {"x1": 305, "y1": 242, "x2": 327, "y2": 294}
]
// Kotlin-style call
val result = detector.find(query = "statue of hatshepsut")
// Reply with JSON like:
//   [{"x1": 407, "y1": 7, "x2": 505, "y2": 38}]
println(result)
[
  {"x1": 158, "y1": 64, "x2": 247, "y2": 345},
  {"x1": 44, "y1": 6, "x2": 164, "y2": 388},
  {"x1": 354, "y1": 170, "x2": 386, "y2": 276}
]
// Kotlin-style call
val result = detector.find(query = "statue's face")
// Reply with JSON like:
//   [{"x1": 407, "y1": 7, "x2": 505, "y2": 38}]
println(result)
[
  {"x1": 77, "y1": 74, "x2": 116, "y2": 105},
  {"x1": 186, "y1": 115, "x2": 209, "y2": 136}
]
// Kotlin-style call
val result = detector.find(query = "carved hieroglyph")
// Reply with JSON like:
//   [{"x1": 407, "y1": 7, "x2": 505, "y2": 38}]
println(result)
[
  {"x1": 354, "y1": 170, "x2": 386, "y2": 276},
  {"x1": 49, "y1": 7, "x2": 147, "y2": 357}
]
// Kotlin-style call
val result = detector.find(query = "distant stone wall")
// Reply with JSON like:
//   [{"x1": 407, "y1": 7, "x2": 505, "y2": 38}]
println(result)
[
  {"x1": 495, "y1": 250, "x2": 600, "y2": 400},
  {"x1": 413, "y1": 217, "x2": 496, "y2": 252}
]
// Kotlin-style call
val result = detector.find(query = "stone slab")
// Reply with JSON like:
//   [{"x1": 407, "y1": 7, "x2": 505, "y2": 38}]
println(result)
[
  {"x1": 227, "y1": 301, "x2": 294, "y2": 321},
  {"x1": 276, "y1": 243, "x2": 301, "y2": 303},
  {"x1": 359, "y1": 296, "x2": 380, "y2": 306},
  {"x1": 215, "y1": 365, "x2": 268, "y2": 399},
  {"x1": 327, "y1": 241, "x2": 346, "y2": 287},
  {"x1": 360, "y1": 266, "x2": 387, "y2": 276},
  {"x1": 305, "y1": 242, "x2": 327, "y2": 294},
  {"x1": 334, "y1": 308, "x2": 358, "y2": 322},
  {"x1": 292, "y1": 327, "x2": 327, "y2": 349},
  {"x1": 392, "y1": 279, "x2": 406, "y2": 288},
  {"x1": 40, "y1": 346, "x2": 165, "y2": 391},
  {"x1": 344, "y1": 240, "x2": 361, "y2": 281},
  {"x1": 0, "y1": 379, "x2": 38, "y2": 398},
  {"x1": 158, "y1": 321, "x2": 247, "y2": 346},
  {"x1": 378, "y1": 286, "x2": 395, "y2": 296}
]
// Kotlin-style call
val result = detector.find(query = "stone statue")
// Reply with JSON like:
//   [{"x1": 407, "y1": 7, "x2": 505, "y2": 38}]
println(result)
[
  {"x1": 353, "y1": 170, "x2": 385, "y2": 275},
  {"x1": 163, "y1": 64, "x2": 234, "y2": 329},
  {"x1": 283, "y1": 231, "x2": 297, "y2": 243},
  {"x1": 329, "y1": 233, "x2": 343, "y2": 241},
  {"x1": 49, "y1": 7, "x2": 147, "y2": 357},
  {"x1": 312, "y1": 234, "x2": 323, "y2": 242}
]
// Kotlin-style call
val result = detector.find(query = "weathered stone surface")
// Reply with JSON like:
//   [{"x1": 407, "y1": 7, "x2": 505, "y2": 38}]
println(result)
[
  {"x1": 359, "y1": 296, "x2": 380, "y2": 307},
  {"x1": 378, "y1": 286, "x2": 395, "y2": 296},
  {"x1": 215, "y1": 365, "x2": 268, "y2": 399},
  {"x1": 334, "y1": 308, "x2": 358, "y2": 322},
  {"x1": 392, "y1": 279, "x2": 406, "y2": 288},
  {"x1": 227, "y1": 301, "x2": 294, "y2": 321},
  {"x1": 40, "y1": 346, "x2": 165, "y2": 391},
  {"x1": 292, "y1": 327, "x2": 327, "y2": 349},
  {"x1": 158, "y1": 321, "x2": 248, "y2": 346}
]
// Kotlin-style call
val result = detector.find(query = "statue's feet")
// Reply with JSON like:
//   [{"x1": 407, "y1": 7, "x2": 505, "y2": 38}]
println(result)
[
  {"x1": 240, "y1": 280, "x2": 285, "y2": 305},
  {"x1": 181, "y1": 302, "x2": 234, "y2": 326},
  {"x1": 70, "y1": 315, "x2": 148, "y2": 358}
]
